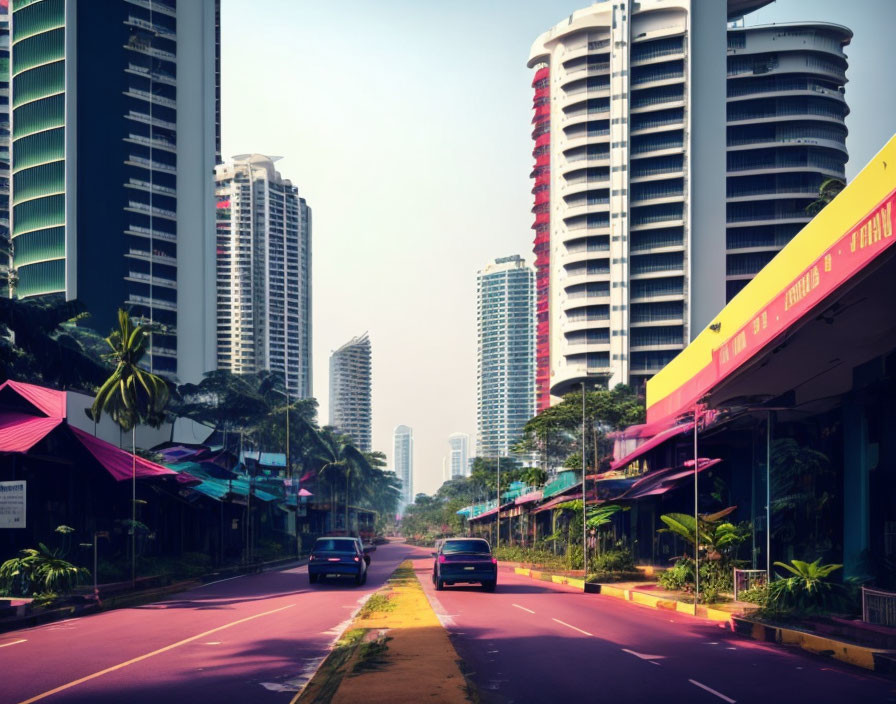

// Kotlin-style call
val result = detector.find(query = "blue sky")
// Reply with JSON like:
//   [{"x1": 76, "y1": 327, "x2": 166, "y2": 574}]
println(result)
[{"x1": 221, "y1": 0, "x2": 895, "y2": 495}]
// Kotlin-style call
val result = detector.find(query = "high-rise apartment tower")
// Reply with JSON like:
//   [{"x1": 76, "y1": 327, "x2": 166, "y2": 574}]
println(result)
[
  {"x1": 529, "y1": 1, "x2": 849, "y2": 398},
  {"x1": 448, "y1": 433, "x2": 469, "y2": 478},
  {"x1": 0, "y1": 1, "x2": 9, "y2": 296},
  {"x1": 476, "y1": 255, "x2": 535, "y2": 458},
  {"x1": 215, "y1": 154, "x2": 312, "y2": 399},
  {"x1": 329, "y1": 333, "x2": 372, "y2": 451},
  {"x1": 9, "y1": 0, "x2": 219, "y2": 381},
  {"x1": 393, "y1": 424, "x2": 413, "y2": 514},
  {"x1": 725, "y1": 23, "x2": 850, "y2": 300}
]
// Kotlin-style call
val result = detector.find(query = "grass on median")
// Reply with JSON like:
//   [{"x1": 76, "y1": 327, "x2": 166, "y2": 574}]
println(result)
[{"x1": 358, "y1": 592, "x2": 396, "y2": 619}]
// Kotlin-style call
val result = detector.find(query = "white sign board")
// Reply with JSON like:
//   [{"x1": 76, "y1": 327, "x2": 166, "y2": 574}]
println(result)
[{"x1": 0, "y1": 481, "x2": 26, "y2": 529}]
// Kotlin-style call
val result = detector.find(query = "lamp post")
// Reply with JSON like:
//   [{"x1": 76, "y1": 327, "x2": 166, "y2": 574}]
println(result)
[
  {"x1": 273, "y1": 387, "x2": 300, "y2": 560},
  {"x1": 496, "y1": 456, "x2": 501, "y2": 548},
  {"x1": 693, "y1": 406, "x2": 699, "y2": 609},
  {"x1": 581, "y1": 382, "x2": 587, "y2": 577}
]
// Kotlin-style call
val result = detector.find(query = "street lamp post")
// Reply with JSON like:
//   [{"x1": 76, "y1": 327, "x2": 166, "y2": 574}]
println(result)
[
  {"x1": 496, "y1": 456, "x2": 501, "y2": 548},
  {"x1": 693, "y1": 405, "x2": 700, "y2": 609},
  {"x1": 581, "y1": 382, "x2": 587, "y2": 577}
]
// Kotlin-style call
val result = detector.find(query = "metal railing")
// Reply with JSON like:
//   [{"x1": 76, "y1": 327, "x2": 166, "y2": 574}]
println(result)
[
  {"x1": 733, "y1": 569, "x2": 768, "y2": 602},
  {"x1": 862, "y1": 586, "x2": 896, "y2": 627}
]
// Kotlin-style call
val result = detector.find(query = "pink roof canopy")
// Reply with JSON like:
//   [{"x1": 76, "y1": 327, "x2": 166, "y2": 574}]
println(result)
[{"x1": 0, "y1": 380, "x2": 175, "y2": 482}]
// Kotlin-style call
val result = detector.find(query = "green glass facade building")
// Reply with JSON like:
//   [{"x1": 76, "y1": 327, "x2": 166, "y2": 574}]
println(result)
[{"x1": 9, "y1": 0, "x2": 218, "y2": 381}]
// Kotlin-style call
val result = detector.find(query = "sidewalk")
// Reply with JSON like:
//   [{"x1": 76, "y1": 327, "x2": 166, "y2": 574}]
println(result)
[
  {"x1": 0, "y1": 555, "x2": 308, "y2": 634},
  {"x1": 295, "y1": 560, "x2": 473, "y2": 704}
]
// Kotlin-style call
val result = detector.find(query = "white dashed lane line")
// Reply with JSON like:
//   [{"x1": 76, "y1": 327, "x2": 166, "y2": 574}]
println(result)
[
  {"x1": 0, "y1": 639, "x2": 27, "y2": 648},
  {"x1": 689, "y1": 679, "x2": 736, "y2": 703},
  {"x1": 551, "y1": 618, "x2": 593, "y2": 636},
  {"x1": 511, "y1": 604, "x2": 535, "y2": 614}
]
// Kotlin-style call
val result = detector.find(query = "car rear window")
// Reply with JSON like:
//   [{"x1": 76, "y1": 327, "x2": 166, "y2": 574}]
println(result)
[
  {"x1": 314, "y1": 538, "x2": 357, "y2": 552},
  {"x1": 441, "y1": 539, "x2": 490, "y2": 554}
]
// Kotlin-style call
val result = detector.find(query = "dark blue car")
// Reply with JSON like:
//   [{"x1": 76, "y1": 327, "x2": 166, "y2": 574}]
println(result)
[
  {"x1": 308, "y1": 537, "x2": 368, "y2": 586},
  {"x1": 432, "y1": 538, "x2": 497, "y2": 592}
]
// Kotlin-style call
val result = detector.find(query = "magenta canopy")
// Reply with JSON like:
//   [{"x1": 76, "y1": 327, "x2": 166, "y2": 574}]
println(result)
[
  {"x1": 618, "y1": 459, "x2": 722, "y2": 500},
  {"x1": 70, "y1": 427, "x2": 176, "y2": 481},
  {"x1": 515, "y1": 490, "x2": 543, "y2": 505},
  {"x1": 0, "y1": 380, "x2": 176, "y2": 483},
  {"x1": 0, "y1": 414, "x2": 63, "y2": 453},
  {"x1": 609, "y1": 421, "x2": 695, "y2": 472}
]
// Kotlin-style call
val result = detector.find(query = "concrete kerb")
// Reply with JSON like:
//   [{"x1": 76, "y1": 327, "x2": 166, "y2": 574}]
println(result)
[{"x1": 731, "y1": 616, "x2": 896, "y2": 674}]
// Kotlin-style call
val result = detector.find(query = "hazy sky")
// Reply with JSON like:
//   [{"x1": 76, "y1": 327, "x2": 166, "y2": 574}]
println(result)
[{"x1": 221, "y1": 0, "x2": 895, "y2": 496}]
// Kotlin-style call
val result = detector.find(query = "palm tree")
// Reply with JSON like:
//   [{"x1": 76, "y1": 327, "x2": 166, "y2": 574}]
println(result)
[
  {"x1": 90, "y1": 308, "x2": 170, "y2": 584},
  {"x1": 314, "y1": 429, "x2": 373, "y2": 534},
  {"x1": 805, "y1": 178, "x2": 845, "y2": 216}
]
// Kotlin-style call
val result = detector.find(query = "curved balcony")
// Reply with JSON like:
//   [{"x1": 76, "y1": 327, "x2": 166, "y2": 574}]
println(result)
[{"x1": 561, "y1": 200, "x2": 610, "y2": 220}]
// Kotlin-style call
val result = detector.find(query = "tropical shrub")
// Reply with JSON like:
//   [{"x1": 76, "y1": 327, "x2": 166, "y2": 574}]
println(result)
[
  {"x1": 657, "y1": 507, "x2": 750, "y2": 602},
  {"x1": 658, "y1": 558, "x2": 694, "y2": 591},
  {"x1": 0, "y1": 544, "x2": 90, "y2": 598},
  {"x1": 590, "y1": 547, "x2": 636, "y2": 573},
  {"x1": 761, "y1": 559, "x2": 855, "y2": 617}
]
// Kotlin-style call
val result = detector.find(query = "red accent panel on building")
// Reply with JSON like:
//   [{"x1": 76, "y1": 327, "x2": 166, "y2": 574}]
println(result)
[{"x1": 531, "y1": 66, "x2": 551, "y2": 412}]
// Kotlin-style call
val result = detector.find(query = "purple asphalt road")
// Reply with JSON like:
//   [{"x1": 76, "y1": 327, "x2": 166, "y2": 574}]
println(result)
[
  {"x1": 414, "y1": 556, "x2": 896, "y2": 704},
  {"x1": 0, "y1": 541, "x2": 418, "y2": 704}
]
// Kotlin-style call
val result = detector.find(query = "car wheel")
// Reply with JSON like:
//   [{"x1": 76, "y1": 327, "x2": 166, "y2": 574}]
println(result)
[
  {"x1": 483, "y1": 580, "x2": 496, "y2": 592},
  {"x1": 309, "y1": 573, "x2": 318, "y2": 584},
  {"x1": 355, "y1": 571, "x2": 365, "y2": 586},
  {"x1": 435, "y1": 578, "x2": 445, "y2": 591}
]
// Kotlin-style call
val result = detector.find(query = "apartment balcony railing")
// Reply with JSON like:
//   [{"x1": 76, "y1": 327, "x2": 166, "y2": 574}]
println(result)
[
  {"x1": 127, "y1": 177, "x2": 177, "y2": 196},
  {"x1": 127, "y1": 201, "x2": 177, "y2": 219},
  {"x1": 631, "y1": 92, "x2": 684, "y2": 109},
  {"x1": 126, "y1": 224, "x2": 176, "y2": 242},
  {"x1": 632, "y1": 70, "x2": 684, "y2": 86},
  {"x1": 126, "y1": 154, "x2": 177, "y2": 174}
]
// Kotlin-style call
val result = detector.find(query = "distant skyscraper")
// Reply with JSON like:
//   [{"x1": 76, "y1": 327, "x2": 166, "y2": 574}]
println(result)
[
  {"x1": 215, "y1": 154, "x2": 312, "y2": 399},
  {"x1": 329, "y1": 333, "x2": 372, "y2": 450},
  {"x1": 9, "y1": 0, "x2": 219, "y2": 381},
  {"x1": 0, "y1": 1, "x2": 9, "y2": 296},
  {"x1": 393, "y1": 424, "x2": 413, "y2": 513},
  {"x1": 477, "y1": 255, "x2": 535, "y2": 458},
  {"x1": 528, "y1": 1, "x2": 849, "y2": 396},
  {"x1": 448, "y1": 433, "x2": 469, "y2": 478}
]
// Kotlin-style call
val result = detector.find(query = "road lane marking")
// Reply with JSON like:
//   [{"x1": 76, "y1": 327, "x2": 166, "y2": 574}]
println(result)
[
  {"x1": 552, "y1": 618, "x2": 592, "y2": 636},
  {"x1": 512, "y1": 604, "x2": 535, "y2": 614},
  {"x1": 16, "y1": 603, "x2": 295, "y2": 704},
  {"x1": 621, "y1": 648, "x2": 665, "y2": 662},
  {"x1": 0, "y1": 639, "x2": 26, "y2": 648},
  {"x1": 689, "y1": 679, "x2": 736, "y2": 703},
  {"x1": 196, "y1": 574, "x2": 247, "y2": 588}
]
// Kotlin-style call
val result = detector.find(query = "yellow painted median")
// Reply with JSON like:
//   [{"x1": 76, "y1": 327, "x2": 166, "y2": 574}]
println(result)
[{"x1": 296, "y1": 561, "x2": 472, "y2": 704}]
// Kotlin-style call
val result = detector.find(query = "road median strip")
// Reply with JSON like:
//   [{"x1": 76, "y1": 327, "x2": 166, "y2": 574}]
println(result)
[{"x1": 294, "y1": 561, "x2": 474, "y2": 704}]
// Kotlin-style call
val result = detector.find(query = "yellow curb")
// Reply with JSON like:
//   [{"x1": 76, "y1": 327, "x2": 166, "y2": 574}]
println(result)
[
  {"x1": 676, "y1": 601, "x2": 697, "y2": 616},
  {"x1": 776, "y1": 626, "x2": 883, "y2": 670},
  {"x1": 551, "y1": 575, "x2": 567, "y2": 585},
  {"x1": 566, "y1": 578, "x2": 585, "y2": 591},
  {"x1": 703, "y1": 606, "x2": 732, "y2": 622},
  {"x1": 514, "y1": 567, "x2": 531, "y2": 577}
]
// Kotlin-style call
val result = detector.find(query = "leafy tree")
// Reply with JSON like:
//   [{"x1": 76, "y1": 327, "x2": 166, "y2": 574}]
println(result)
[
  {"x1": 805, "y1": 178, "x2": 845, "y2": 216},
  {"x1": 0, "y1": 297, "x2": 109, "y2": 390},
  {"x1": 313, "y1": 428, "x2": 374, "y2": 534},
  {"x1": 518, "y1": 385, "x2": 645, "y2": 472}
]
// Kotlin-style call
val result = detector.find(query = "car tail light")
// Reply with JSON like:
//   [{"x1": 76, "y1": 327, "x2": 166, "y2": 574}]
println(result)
[
  {"x1": 309, "y1": 555, "x2": 315, "y2": 561},
  {"x1": 353, "y1": 556, "x2": 360, "y2": 562},
  {"x1": 491, "y1": 558, "x2": 498, "y2": 565},
  {"x1": 438, "y1": 555, "x2": 447, "y2": 564}
]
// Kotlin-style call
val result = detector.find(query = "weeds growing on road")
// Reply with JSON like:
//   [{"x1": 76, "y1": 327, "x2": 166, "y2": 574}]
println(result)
[{"x1": 360, "y1": 593, "x2": 396, "y2": 619}]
